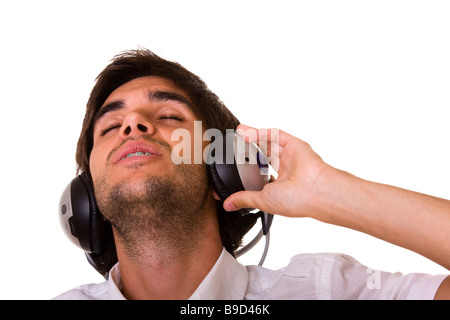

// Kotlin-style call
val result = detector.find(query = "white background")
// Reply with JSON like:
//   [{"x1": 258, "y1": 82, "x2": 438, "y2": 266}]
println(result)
[{"x1": 1, "y1": 1, "x2": 449, "y2": 299}]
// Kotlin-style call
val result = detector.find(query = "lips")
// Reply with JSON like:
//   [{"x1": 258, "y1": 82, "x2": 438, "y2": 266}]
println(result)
[{"x1": 112, "y1": 141, "x2": 162, "y2": 164}]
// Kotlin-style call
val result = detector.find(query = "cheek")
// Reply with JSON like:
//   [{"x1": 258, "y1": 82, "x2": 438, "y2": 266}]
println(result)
[{"x1": 88, "y1": 146, "x2": 105, "y2": 181}]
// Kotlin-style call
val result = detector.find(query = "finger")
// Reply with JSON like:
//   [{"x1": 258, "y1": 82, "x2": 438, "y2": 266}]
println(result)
[
  {"x1": 236, "y1": 125, "x2": 283, "y2": 162},
  {"x1": 223, "y1": 190, "x2": 266, "y2": 213},
  {"x1": 236, "y1": 125, "x2": 285, "y2": 173},
  {"x1": 237, "y1": 124, "x2": 296, "y2": 148},
  {"x1": 257, "y1": 140, "x2": 283, "y2": 159}
]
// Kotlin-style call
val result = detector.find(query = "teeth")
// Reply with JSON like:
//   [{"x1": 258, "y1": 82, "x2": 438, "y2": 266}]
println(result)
[{"x1": 121, "y1": 152, "x2": 152, "y2": 160}]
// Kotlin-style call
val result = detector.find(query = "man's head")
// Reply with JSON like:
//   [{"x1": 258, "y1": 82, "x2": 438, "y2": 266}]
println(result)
[{"x1": 76, "y1": 49, "x2": 258, "y2": 275}]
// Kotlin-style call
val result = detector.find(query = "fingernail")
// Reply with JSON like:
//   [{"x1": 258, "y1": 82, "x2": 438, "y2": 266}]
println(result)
[{"x1": 224, "y1": 201, "x2": 236, "y2": 211}]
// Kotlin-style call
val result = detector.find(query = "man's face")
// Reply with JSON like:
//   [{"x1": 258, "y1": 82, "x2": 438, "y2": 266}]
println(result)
[
  {"x1": 88, "y1": 76, "x2": 214, "y2": 249},
  {"x1": 90, "y1": 76, "x2": 200, "y2": 191}
]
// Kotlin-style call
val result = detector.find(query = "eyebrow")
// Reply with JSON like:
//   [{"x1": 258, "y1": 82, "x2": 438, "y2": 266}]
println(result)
[
  {"x1": 148, "y1": 90, "x2": 194, "y2": 110},
  {"x1": 94, "y1": 100, "x2": 125, "y2": 125},
  {"x1": 93, "y1": 90, "x2": 194, "y2": 125}
]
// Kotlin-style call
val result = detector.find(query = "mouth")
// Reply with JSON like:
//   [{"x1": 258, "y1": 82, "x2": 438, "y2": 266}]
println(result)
[
  {"x1": 112, "y1": 141, "x2": 162, "y2": 164},
  {"x1": 121, "y1": 151, "x2": 153, "y2": 160}
]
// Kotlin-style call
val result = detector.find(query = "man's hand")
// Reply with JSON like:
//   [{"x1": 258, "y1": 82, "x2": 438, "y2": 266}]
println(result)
[
  {"x1": 225, "y1": 125, "x2": 450, "y2": 270},
  {"x1": 223, "y1": 124, "x2": 331, "y2": 220},
  {"x1": 225, "y1": 124, "x2": 450, "y2": 299}
]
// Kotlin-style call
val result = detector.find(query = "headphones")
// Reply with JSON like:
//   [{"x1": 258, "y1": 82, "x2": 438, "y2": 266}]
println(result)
[
  {"x1": 59, "y1": 132, "x2": 274, "y2": 275},
  {"x1": 205, "y1": 132, "x2": 274, "y2": 236}
]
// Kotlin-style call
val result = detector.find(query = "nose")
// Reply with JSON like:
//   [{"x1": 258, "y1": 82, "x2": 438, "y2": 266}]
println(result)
[{"x1": 119, "y1": 111, "x2": 155, "y2": 138}]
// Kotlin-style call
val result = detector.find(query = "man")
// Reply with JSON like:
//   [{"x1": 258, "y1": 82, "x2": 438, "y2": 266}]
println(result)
[{"x1": 55, "y1": 48, "x2": 449, "y2": 299}]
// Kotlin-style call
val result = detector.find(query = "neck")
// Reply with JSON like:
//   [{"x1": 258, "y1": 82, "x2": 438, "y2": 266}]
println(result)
[{"x1": 113, "y1": 204, "x2": 223, "y2": 299}]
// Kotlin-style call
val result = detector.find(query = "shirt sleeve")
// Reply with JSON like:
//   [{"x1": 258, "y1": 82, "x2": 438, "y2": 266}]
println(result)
[{"x1": 326, "y1": 254, "x2": 448, "y2": 300}]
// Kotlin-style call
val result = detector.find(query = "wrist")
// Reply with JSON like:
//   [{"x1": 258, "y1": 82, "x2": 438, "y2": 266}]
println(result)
[{"x1": 309, "y1": 164, "x2": 360, "y2": 226}]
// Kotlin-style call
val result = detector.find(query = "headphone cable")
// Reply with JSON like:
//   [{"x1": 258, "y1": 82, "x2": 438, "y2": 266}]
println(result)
[{"x1": 235, "y1": 211, "x2": 273, "y2": 266}]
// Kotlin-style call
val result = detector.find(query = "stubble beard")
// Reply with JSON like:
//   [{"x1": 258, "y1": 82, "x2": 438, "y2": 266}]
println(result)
[{"x1": 94, "y1": 162, "x2": 210, "y2": 265}]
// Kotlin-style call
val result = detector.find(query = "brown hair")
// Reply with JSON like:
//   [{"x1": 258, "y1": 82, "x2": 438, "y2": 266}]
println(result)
[{"x1": 76, "y1": 48, "x2": 258, "y2": 275}]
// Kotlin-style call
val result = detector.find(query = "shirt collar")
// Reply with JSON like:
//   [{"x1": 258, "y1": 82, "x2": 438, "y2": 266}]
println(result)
[
  {"x1": 188, "y1": 247, "x2": 248, "y2": 300},
  {"x1": 106, "y1": 263, "x2": 126, "y2": 300},
  {"x1": 105, "y1": 247, "x2": 248, "y2": 300}
]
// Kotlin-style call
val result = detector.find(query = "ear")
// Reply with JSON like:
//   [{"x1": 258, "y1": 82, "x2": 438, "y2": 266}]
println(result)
[{"x1": 212, "y1": 189, "x2": 221, "y2": 201}]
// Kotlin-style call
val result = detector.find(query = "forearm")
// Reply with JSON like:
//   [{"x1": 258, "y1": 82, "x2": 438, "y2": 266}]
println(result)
[{"x1": 315, "y1": 166, "x2": 450, "y2": 270}]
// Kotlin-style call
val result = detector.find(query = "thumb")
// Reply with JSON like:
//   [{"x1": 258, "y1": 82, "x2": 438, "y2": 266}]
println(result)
[{"x1": 223, "y1": 190, "x2": 264, "y2": 212}]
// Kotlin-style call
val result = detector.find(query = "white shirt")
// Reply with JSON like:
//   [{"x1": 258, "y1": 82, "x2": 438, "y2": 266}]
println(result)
[{"x1": 53, "y1": 248, "x2": 447, "y2": 300}]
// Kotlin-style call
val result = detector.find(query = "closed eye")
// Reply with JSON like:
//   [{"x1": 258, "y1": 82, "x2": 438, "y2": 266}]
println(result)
[
  {"x1": 100, "y1": 123, "x2": 121, "y2": 136},
  {"x1": 158, "y1": 114, "x2": 183, "y2": 121}
]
